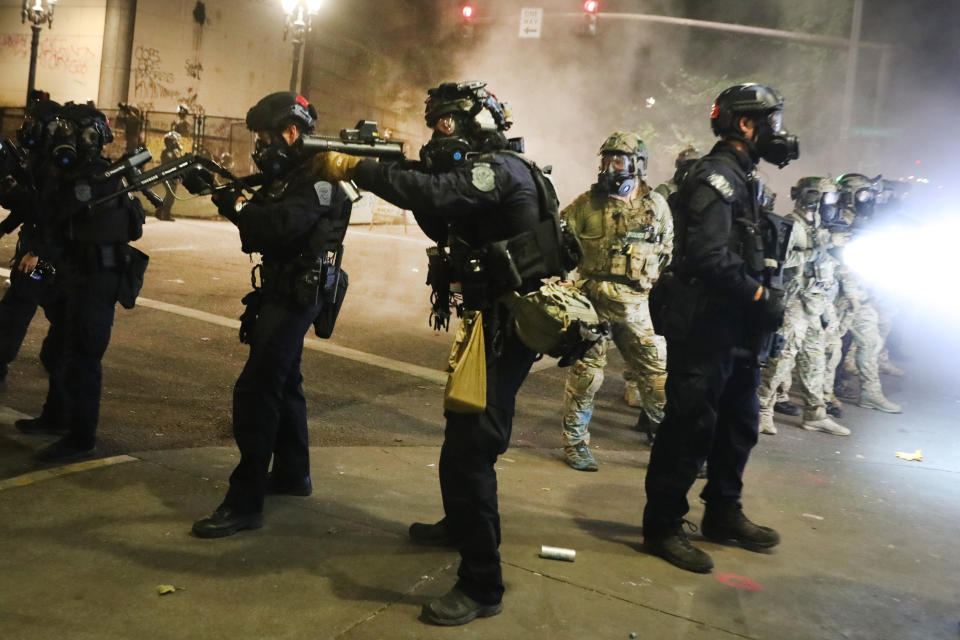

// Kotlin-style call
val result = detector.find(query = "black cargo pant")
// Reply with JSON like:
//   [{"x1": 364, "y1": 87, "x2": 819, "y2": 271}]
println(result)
[
  {"x1": 642, "y1": 340, "x2": 760, "y2": 535},
  {"x1": 39, "y1": 267, "x2": 120, "y2": 448},
  {"x1": 0, "y1": 267, "x2": 52, "y2": 381},
  {"x1": 223, "y1": 291, "x2": 321, "y2": 514},
  {"x1": 439, "y1": 316, "x2": 538, "y2": 606}
]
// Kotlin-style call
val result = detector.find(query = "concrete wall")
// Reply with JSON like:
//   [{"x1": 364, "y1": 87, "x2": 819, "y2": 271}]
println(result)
[
  {"x1": 0, "y1": 0, "x2": 107, "y2": 106},
  {"x1": 129, "y1": 0, "x2": 294, "y2": 119}
]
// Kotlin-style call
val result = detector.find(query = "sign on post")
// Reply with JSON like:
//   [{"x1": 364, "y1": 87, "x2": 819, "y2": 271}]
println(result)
[{"x1": 519, "y1": 7, "x2": 543, "y2": 38}]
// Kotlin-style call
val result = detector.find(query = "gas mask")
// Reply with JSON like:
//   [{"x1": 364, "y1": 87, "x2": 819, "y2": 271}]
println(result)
[
  {"x1": 50, "y1": 118, "x2": 103, "y2": 169},
  {"x1": 17, "y1": 117, "x2": 53, "y2": 151},
  {"x1": 594, "y1": 153, "x2": 637, "y2": 197},
  {"x1": 818, "y1": 191, "x2": 840, "y2": 226},
  {"x1": 252, "y1": 132, "x2": 297, "y2": 177},
  {"x1": 419, "y1": 113, "x2": 474, "y2": 173},
  {"x1": 753, "y1": 110, "x2": 799, "y2": 168}
]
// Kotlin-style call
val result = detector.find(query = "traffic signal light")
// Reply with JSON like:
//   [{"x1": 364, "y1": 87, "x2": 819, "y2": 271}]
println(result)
[
  {"x1": 583, "y1": 0, "x2": 598, "y2": 36},
  {"x1": 460, "y1": 3, "x2": 475, "y2": 38}
]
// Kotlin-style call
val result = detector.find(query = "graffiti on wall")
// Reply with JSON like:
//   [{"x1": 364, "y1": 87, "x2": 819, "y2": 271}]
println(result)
[
  {"x1": 0, "y1": 34, "x2": 97, "y2": 74},
  {"x1": 133, "y1": 45, "x2": 176, "y2": 99}
]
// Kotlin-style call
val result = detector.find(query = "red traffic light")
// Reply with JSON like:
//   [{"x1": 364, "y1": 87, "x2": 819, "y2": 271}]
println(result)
[
  {"x1": 461, "y1": 5, "x2": 474, "y2": 20},
  {"x1": 584, "y1": 0, "x2": 598, "y2": 13}
]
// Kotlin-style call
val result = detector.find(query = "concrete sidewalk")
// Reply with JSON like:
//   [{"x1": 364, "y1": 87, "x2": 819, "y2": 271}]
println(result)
[{"x1": 1, "y1": 427, "x2": 957, "y2": 640}]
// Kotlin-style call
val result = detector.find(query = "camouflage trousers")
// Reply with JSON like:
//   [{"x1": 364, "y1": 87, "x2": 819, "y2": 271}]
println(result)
[
  {"x1": 757, "y1": 298, "x2": 827, "y2": 422},
  {"x1": 561, "y1": 280, "x2": 666, "y2": 446},
  {"x1": 838, "y1": 301, "x2": 883, "y2": 395},
  {"x1": 847, "y1": 304, "x2": 898, "y2": 372},
  {"x1": 822, "y1": 302, "x2": 846, "y2": 404}
]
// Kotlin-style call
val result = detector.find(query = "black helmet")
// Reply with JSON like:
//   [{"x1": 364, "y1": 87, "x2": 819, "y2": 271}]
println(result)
[
  {"x1": 245, "y1": 92, "x2": 317, "y2": 134},
  {"x1": 710, "y1": 83, "x2": 798, "y2": 168}
]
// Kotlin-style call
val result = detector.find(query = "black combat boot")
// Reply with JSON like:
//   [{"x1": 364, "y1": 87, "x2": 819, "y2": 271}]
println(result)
[
  {"x1": 409, "y1": 517, "x2": 459, "y2": 547},
  {"x1": 265, "y1": 472, "x2": 312, "y2": 496},
  {"x1": 773, "y1": 400, "x2": 801, "y2": 416},
  {"x1": 420, "y1": 587, "x2": 502, "y2": 626},
  {"x1": 644, "y1": 521, "x2": 714, "y2": 573},
  {"x1": 702, "y1": 502, "x2": 780, "y2": 551},
  {"x1": 16, "y1": 415, "x2": 69, "y2": 436},
  {"x1": 634, "y1": 413, "x2": 659, "y2": 446},
  {"x1": 33, "y1": 438, "x2": 96, "y2": 463},
  {"x1": 192, "y1": 506, "x2": 264, "y2": 538},
  {"x1": 825, "y1": 402, "x2": 843, "y2": 418}
]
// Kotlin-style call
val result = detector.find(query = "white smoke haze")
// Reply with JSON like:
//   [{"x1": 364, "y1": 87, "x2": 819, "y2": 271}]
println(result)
[{"x1": 382, "y1": 0, "x2": 956, "y2": 210}]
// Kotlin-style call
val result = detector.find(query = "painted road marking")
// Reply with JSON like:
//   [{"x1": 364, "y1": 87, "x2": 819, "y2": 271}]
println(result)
[
  {"x1": 133, "y1": 296, "x2": 448, "y2": 385},
  {"x1": 0, "y1": 455, "x2": 139, "y2": 492},
  {"x1": 1, "y1": 228, "x2": 563, "y2": 384}
]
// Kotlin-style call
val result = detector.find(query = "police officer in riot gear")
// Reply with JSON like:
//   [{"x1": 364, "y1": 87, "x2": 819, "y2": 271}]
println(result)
[
  {"x1": 645, "y1": 83, "x2": 798, "y2": 573},
  {"x1": 13, "y1": 102, "x2": 146, "y2": 463},
  {"x1": 0, "y1": 98, "x2": 60, "y2": 392},
  {"x1": 154, "y1": 130, "x2": 183, "y2": 221},
  {"x1": 316, "y1": 80, "x2": 568, "y2": 626},
  {"x1": 191, "y1": 92, "x2": 353, "y2": 538}
]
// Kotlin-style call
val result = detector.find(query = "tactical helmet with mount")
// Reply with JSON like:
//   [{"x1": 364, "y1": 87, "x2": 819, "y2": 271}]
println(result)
[
  {"x1": 791, "y1": 176, "x2": 839, "y2": 225},
  {"x1": 837, "y1": 172, "x2": 882, "y2": 220},
  {"x1": 595, "y1": 131, "x2": 647, "y2": 196},
  {"x1": 421, "y1": 80, "x2": 513, "y2": 172},
  {"x1": 246, "y1": 92, "x2": 317, "y2": 176},
  {"x1": 710, "y1": 83, "x2": 798, "y2": 168}
]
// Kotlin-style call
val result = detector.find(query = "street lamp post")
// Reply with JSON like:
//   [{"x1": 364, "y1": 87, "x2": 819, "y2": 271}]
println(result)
[
  {"x1": 282, "y1": 0, "x2": 321, "y2": 93},
  {"x1": 21, "y1": 0, "x2": 58, "y2": 106}
]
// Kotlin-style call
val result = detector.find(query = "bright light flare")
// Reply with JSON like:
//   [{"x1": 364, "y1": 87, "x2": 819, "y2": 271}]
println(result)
[
  {"x1": 461, "y1": 5, "x2": 474, "y2": 19},
  {"x1": 306, "y1": 0, "x2": 322, "y2": 12},
  {"x1": 584, "y1": 0, "x2": 598, "y2": 13},
  {"x1": 281, "y1": 0, "x2": 297, "y2": 13},
  {"x1": 843, "y1": 217, "x2": 960, "y2": 318}
]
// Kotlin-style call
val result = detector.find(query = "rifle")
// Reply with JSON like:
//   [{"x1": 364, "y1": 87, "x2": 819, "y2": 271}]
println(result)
[
  {"x1": 88, "y1": 149, "x2": 249, "y2": 210},
  {"x1": 88, "y1": 120, "x2": 405, "y2": 210},
  {"x1": 299, "y1": 120, "x2": 405, "y2": 161}
]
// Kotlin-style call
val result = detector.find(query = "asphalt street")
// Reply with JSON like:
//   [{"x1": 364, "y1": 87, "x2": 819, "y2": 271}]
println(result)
[{"x1": 1, "y1": 214, "x2": 959, "y2": 639}]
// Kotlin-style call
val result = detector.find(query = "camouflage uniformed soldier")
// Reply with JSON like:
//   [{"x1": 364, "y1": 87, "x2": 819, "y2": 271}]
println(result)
[
  {"x1": 757, "y1": 177, "x2": 849, "y2": 436},
  {"x1": 833, "y1": 173, "x2": 901, "y2": 413},
  {"x1": 560, "y1": 132, "x2": 673, "y2": 471}
]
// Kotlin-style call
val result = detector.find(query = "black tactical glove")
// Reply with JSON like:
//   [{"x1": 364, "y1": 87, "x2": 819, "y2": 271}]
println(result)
[
  {"x1": 757, "y1": 286, "x2": 786, "y2": 331},
  {"x1": 181, "y1": 167, "x2": 216, "y2": 195},
  {"x1": 211, "y1": 184, "x2": 244, "y2": 224}
]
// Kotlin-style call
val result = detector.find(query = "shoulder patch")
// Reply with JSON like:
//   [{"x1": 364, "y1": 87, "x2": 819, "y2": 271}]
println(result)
[
  {"x1": 706, "y1": 173, "x2": 734, "y2": 200},
  {"x1": 471, "y1": 163, "x2": 496, "y2": 192},
  {"x1": 313, "y1": 180, "x2": 333, "y2": 206}
]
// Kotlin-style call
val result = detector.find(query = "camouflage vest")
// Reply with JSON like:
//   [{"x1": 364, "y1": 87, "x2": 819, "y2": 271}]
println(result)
[{"x1": 573, "y1": 187, "x2": 669, "y2": 291}]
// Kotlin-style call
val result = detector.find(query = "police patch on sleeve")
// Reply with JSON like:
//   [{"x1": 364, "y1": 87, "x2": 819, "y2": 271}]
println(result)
[
  {"x1": 706, "y1": 173, "x2": 734, "y2": 200},
  {"x1": 471, "y1": 163, "x2": 496, "y2": 192},
  {"x1": 314, "y1": 180, "x2": 332, "y2": 206}
]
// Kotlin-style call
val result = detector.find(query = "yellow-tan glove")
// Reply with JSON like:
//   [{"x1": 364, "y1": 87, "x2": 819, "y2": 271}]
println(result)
[{"x1": 311, "y1": 151, "x2": 363, "y2": 183}]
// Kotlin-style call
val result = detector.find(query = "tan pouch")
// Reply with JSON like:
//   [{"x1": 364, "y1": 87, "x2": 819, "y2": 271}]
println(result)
[{"x1": 443, "y1": 310, "x2": 487, "y2": 413}]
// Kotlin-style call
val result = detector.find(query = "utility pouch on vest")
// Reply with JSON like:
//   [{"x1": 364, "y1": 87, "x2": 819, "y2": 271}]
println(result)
[
  {"x1": 648, "y1": 269, "x2": 706, "y2": 339},
  {"x1": 117, "y1": 246, "x2": 149, "y2": 309},
  {"x1": 443, "y1": 310, "x2": 487, "y2": 414}
]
